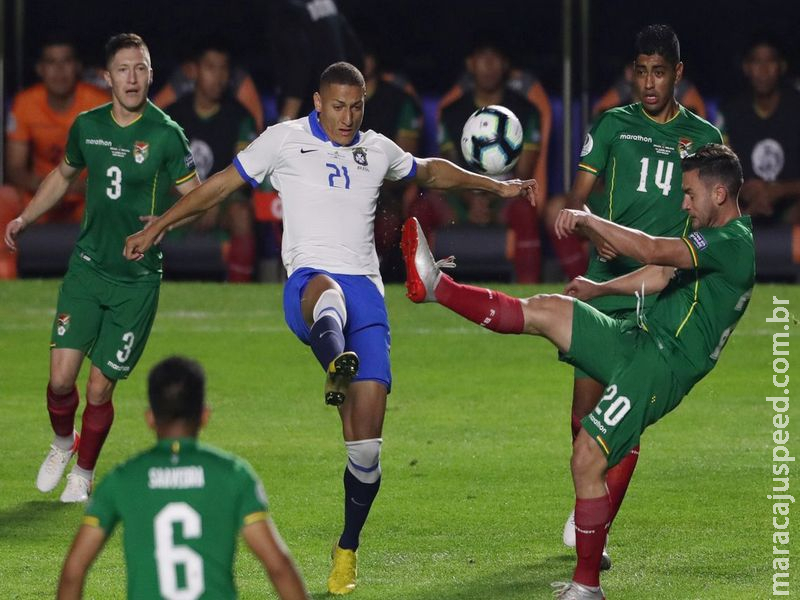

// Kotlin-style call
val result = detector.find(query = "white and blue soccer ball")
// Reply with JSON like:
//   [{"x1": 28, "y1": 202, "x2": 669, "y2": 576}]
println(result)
[{"x1": 460, "y1": 105, "x2": 523, "y2": 175}]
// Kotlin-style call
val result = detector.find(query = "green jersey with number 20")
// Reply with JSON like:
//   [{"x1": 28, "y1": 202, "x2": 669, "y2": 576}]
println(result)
[
  {"x1": 64, "y1": 101, "x2": 196, "y2": 284},
  {"x1": 84, "y1": 438, "x2": 269, "y2": 599},
  {"x1": 578, "y1": 103, "x2": 722, "y2": 310}
]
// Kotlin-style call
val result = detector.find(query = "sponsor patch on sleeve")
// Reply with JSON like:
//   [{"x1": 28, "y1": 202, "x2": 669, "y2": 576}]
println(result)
[
  {"x1": 688, "y1": 231, "x2": 708, "y2": 251},
  {"x1": 580, "y1": 133, "x2": 593, "y2": 157},
  {"x1": 184, "y1": 153, "x2": 196, "y2": 170}
]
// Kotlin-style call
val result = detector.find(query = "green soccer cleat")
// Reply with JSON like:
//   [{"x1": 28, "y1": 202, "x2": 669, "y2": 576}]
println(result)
[
  {"x1": 325, "y1": 352, "x2": 359, "y2": 406},
  {"x1": 327, "y1": 544, "x2": 357, "y2": 595}
]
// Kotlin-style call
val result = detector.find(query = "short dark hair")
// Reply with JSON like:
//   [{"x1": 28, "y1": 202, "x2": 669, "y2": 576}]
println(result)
[
  {"x1": 39, "y1": 35, "x2": 77, "y2": 60},
  {"x1": 105, "y1": 33, "x2": 149, "y2": 67},
  {"x1": 192, "y1": 37, "x2": 232, "y2": 63},
  {"x1": 744, "y1": 33, "x2": 786, "y2": 61},
  {"x1": 682, "y1": 144, "x2": 743, "y2": 198},
  {"x1": 468, "y1": 29, "x2": 509, "y2": 58},
  {"x1": 634, "y1": 24, "x2": 680, "y2": 67},
  {"x1": 148, "y1": 356, "x2": 205, "y2": 427},
  {"x1": 320, "y1": 61, "x2": 365, "y2": 90}
]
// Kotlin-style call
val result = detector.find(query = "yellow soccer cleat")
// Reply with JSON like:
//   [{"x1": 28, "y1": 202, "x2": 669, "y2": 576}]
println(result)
[
  {"x1": 327, "y1": 544, "x2": 357, "y2": 595},
  {"x1": 325, "y1": 352, "x2": 359, "y2": 406}
]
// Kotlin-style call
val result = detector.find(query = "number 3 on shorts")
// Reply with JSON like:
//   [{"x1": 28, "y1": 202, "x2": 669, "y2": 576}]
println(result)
[
  {"x1": 594, "y1": 384, "x2": 631, "y2": 427},
  {"x1": 116, "y1": 331, "x2": 135, "y2": 363}
]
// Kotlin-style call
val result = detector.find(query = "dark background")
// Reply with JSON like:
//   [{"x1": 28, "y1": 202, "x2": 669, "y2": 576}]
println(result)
[{"x1": 4, "y1": 0, "x2": 800, "y2": 104}]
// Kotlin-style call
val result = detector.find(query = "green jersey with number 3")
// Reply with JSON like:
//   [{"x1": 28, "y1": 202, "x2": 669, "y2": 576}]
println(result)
[
  {"x1": 84, "y1": 438, "x2": 269, "y2": 599},
  {"x1": 578, "y1": 103, "x2": 723, "y2": 311},
  {"x1": 64, "y1": 101, "x2": 196, "y2": 284}
]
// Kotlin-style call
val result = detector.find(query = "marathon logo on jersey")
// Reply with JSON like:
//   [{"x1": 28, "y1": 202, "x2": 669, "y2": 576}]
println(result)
[
  {"x1": 678, "y1": 137, "x2": 693, "y2": 158},
  {"x1": 619, "y1": 133, "x2": 653, "y2": 144},
  {"x1": 56, "y1": 313, "x2": 70, "y2": 337},
  {"x1": 688, "y1": 231, "x2": 708, "y2": 251},
  {"x1": 105, "y1": 360, "x2": 131, "y2": 374},
  {"x1": 352, "y1": 147, "x2": 368, "y2": 166},
  {"x1": 133, "y1": 141, "x2": 149, "y2": 164}
]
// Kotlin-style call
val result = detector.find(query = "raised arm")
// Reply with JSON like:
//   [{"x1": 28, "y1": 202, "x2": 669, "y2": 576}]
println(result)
[
  {"x1": 124, "y1": 165, "x2": 244, "y2": 259},
  {"x1": 412, "y1": 156, "x2": 537, "y2": 202},
  {"x1": 555, "y1": 209, "x2": 695, "y2": 270},
  {"x1": 56, "y1": 525, "x2": 107, "y2": 600},
  {"x1": 4, "y1": 160, "x2": 81, "y2": 251},
  {"x1": 242, "y1": 519, "x2": 310, "y2": 600}
]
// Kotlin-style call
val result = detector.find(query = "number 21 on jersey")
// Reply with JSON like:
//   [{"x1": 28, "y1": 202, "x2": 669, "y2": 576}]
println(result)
[{"x1": 637, "y1": 158, "x2": 674, "y2": 196}]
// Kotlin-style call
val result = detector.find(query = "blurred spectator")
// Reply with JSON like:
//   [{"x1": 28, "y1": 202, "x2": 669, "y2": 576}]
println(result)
[
  {"x1": 269, "y1": 0, "x2": 363, "y2": 122},
  {"x1": 361, "y1": 48, "x2": 424, "y2": 281},
  {"x1": 165, "y1": 41, "x2": 258, "y2": 282},
  {"x1": 593, "y1": 62, "x2": 708, "y2": 118},
  {"x1": 426, "y1": 34, "x2": 543, "y2": 282},
  {"x1": 153, "y1": 44, "x2": 264, "y2": 131},
  {"x1": 1, "y1": 38, "x2": 108, "y2": 278},
  {"x1": 720, "y1": 36, "x2": 800, "y2": 221},
  {"x1": 719, "y1": 35, "x2": 800, "y2": 276}
]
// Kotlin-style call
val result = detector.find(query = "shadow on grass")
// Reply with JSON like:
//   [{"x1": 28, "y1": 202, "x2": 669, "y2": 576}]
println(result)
[
  {"x1": 412, "y1": 554, "x2": 574, "y2": 600},
  {"x1": 0, "y1": 501, "x2": 74, "y2": 540}
]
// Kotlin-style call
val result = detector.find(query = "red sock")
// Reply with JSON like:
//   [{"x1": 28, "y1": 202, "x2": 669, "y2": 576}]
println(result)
[
  {"x1": 550, "y1": 232, "x2": 588, "y2": 280},
  {"x1": 227, "y1": 234, "x2": 255, "y2": 282},
  {"x1": 571, "y1": 412, "x2": 583, "y2": 442},
  {"x1": 434, "y1": 274, "x2": 524, "y2": 333},
  {"x1": 77, "y1": 401, "x2": 114, "y2": 471},
  {"x1": 606, "y1": 445, "x2": 640, "y2": 523},
  {"x1": 573, "y1": 494, "x2": 611, "y2": 587},
  {"x1": 47, "y1": 385, "x2": 79, "y2": 437}
]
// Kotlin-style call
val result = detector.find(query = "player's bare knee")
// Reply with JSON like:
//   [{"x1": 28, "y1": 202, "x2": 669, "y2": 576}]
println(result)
[
  {"x1": 86, "y1": 373, "x2": 115, "y2": 405},
  {"x1": 48, "y1": 377, "x2": 75, "y2": 396},
  {"x1": 345, "y1": 438, "x2": 382, "y2": 484},
  {"x1": 301, "y1": 275, "x2": 343, "y2": 323},
  {"x1": 571, "y1": 431, "x2": 606, "y2": 478},
  {"x1": 521, "y1": 294, "x2": 565, "y2": 333}
]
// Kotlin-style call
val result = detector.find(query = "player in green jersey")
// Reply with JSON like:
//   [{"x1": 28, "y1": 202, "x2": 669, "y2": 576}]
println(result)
[
  {"x1": 402, "y1": 143, "x2": 753, "y2": 599},
  {"x1": 4, "y1": 33, "x2": 200, "y2": 503},
  {"x1": 545, "y1": 24, "x2": 724, "y2": 560},
  {"x1": 57, "y1": 356, "x2": 310, "y2": 600}
]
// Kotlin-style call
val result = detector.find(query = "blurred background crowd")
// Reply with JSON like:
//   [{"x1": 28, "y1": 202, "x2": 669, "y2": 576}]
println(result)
[{"x1": 2, "y1": 0, "x2": 799, "y2": 282}]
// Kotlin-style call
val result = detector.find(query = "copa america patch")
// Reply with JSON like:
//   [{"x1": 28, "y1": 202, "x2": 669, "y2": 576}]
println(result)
[
  {"x1": 688, "y1": 231, "x2": 708, "y2": 250},
  {"x1": 580, "y1": 133, "x2": 593, "y2": 157},
  {"x1": 184, "y1": 152, "x2": 196, "y2": 170}
]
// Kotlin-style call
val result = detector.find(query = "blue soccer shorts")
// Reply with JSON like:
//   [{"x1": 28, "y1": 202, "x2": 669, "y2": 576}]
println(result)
[{"x1": 283, "y1": 268, "x2": 392, "y2": 391}]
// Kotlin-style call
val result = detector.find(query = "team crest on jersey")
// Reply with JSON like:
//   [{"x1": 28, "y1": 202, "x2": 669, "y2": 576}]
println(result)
[
  {"x1": 678, "y1": 138, "x2": 693, "y2": 158},
  {"x1": 56, "y1": 313, "x2": 70, "y2": 336},
  {"x1": 352, "y1": 147, "x2": 368, "y2": 166},
  {"x1": 133, "y1": 141, "x2": 149, "y2": 164}
]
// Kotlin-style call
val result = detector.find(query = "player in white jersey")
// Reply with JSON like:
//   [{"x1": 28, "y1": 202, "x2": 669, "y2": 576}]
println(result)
[{"x1": 125, "y1": 62, "x2": 536, "y2": 595}]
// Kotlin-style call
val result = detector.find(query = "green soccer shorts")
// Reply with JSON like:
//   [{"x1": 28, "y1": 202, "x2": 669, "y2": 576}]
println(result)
[
  {"x1": 560, "y1": 300, "x2": 689, "y2": 467},
  {"x1": 50, "y1": 260, "x2": 160, "y2": 380}
]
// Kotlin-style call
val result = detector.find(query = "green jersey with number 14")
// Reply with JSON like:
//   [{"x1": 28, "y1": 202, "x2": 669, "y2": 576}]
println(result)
[
  {"x1": 84, "y1": 438, "x2": 269, "y2": 599},
  {"x1": 578, "y1": 103, "x2": 722, "y2": 310},
  {"x1": 64, "y1": 101, "x2": 196, "y2": 284}
]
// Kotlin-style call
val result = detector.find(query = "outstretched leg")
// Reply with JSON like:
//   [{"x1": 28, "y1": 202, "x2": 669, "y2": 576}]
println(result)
[{"x1": 402, "y1": 217, "x2": 576, "y2": 351}]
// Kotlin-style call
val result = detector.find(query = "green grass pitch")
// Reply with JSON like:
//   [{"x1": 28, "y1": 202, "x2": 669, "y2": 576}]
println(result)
[{"x1": 0, "y1": 280, "x2": 796, "y2": 599}]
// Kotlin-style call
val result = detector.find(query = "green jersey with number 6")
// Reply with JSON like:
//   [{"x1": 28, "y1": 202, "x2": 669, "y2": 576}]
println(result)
[
  {"x1": 578, "y1": 103, "x2": 722, "y2": 311},
  {"x1": 64, "y1": 101, "x2": 196, "y2": 284},
  {"x1": 84, "y1": 438, "x2": 269, "y2": 599}
]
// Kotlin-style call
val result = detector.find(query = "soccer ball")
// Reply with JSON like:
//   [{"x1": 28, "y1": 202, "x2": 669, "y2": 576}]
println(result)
[{"x1": 460, "y1": 105, "x2": 523, "y2": 175}]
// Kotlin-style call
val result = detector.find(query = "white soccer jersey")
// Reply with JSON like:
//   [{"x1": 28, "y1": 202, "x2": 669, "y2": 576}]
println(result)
[{"x1": 234, "y1": 112, "x2": 416, "y2": 286}]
